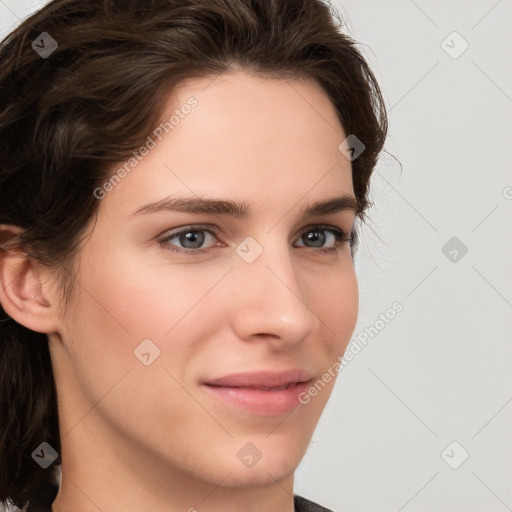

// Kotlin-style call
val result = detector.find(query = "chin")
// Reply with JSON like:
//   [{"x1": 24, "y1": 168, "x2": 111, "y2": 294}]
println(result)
[
  {"x1": 220, "y1": 461, "x2": 298, "y2": 488},
  {"x1": 223, "y1": 441, "x2": 306, "y2": 488}
]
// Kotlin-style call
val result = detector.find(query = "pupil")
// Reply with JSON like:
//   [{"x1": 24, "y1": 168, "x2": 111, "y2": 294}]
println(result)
[
  {"x1": 305, "y1": 230, "x2": 325, "y2": 247},
  {"x1": 181, "y1": 231, "x2": 204, "y2": 249}
]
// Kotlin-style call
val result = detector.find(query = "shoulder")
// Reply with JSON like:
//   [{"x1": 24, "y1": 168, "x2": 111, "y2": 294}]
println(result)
[{"x1": 294, "y1": 494, "x2": 335, "y2": 512}]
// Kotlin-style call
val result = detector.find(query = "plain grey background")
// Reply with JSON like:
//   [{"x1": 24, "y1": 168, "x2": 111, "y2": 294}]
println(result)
[{"x1": 1, "y1": 1, "x2": 511, "y2": 511}]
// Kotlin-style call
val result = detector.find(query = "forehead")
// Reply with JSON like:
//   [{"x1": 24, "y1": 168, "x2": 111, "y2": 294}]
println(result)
[{"x1": 102, "y1": 70, "x2": 353, "y2": 219}]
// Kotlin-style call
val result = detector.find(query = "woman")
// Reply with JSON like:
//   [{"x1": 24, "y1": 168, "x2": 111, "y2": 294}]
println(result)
[{"x1": 0, "y1": 0, "x2": 387, "y2": 511}]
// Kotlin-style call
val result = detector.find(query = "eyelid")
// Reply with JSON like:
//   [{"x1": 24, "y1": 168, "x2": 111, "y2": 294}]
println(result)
[
  {"x1": 297, "y1": 223, "x2": 351, "y2": 236},
  {"x1": 158, "y1": 223, "x2": 221, "y2": 239},
  {"x1": 158, "y1": 223, "x2": 350, "y2": 240}
]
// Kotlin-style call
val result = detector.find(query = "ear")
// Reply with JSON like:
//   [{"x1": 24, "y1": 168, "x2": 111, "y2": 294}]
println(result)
[{"x1": 0, "y1": 224, "x2": 61, "y2": 334}]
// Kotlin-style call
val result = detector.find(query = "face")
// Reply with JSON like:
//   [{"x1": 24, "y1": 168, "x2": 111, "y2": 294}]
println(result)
[{"x1": 49, "y1": 70, "x2": 359, "y2": 490}]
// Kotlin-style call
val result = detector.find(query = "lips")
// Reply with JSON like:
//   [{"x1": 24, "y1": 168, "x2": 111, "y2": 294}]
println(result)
[
  {"x1": 231, "y1": 383, "x2": 296, "y2": 391},
  {"x1": 203, "y1": 368, "x2": 314, "y2": 389},
  {"x1": 201, "y1": 369, "x2": 314, "y2": 416}
]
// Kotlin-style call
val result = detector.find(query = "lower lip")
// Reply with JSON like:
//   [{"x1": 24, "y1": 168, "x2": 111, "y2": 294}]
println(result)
[{"x1": 201, "y1": 381, "x2": 312, "y2": 416}]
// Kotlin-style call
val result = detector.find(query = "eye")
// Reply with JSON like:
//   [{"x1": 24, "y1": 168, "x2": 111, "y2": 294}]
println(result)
[
  {"x1": 159, "y1": 225, "x2": 221, "y2": 254},
  {"x1": 294, "y1": 225, "x2": 353, "y2": 251}
]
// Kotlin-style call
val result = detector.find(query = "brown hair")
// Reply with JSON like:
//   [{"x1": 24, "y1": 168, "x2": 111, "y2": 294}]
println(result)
[{"x1": 0, "y1": 0, "x2": 387, "y2": 510}]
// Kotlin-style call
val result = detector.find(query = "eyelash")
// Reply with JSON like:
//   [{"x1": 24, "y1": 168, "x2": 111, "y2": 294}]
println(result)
[{"x1": 158, "y1": 224, "x2": 354, "y2": 256}]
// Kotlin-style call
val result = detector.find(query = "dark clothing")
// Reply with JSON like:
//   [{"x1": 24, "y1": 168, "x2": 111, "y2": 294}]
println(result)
[{"x1": 295, "y1": 494, "x2": 334, "y2": 511}]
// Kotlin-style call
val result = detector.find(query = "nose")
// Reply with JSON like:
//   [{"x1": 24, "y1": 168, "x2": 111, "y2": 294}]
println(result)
[{"x1": 228, "y1": 237, "x2": 322, "y2": 349}]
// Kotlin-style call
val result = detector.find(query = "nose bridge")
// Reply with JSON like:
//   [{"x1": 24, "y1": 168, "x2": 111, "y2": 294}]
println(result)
[{"x1": 229, "y1": 233, "x2": 321, "y2": 343}]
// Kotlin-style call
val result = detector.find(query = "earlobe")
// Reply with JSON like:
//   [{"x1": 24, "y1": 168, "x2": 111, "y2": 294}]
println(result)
[{"x1": 0, "y1": 224, "x2": 59, "y2": 334}]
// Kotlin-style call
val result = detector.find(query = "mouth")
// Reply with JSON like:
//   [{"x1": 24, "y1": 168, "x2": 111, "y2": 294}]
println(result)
[
  {"x1": 201, "y1": 369, "x2": 314, "y2": 416},
  {"x1": 203, "y1": 368, "x2": 313, "y2": 388}
]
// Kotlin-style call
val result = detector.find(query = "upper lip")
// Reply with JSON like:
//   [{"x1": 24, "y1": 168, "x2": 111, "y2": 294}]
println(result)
[{"x1": 203, "y1": 369, "x2": 314, "y2": 388}]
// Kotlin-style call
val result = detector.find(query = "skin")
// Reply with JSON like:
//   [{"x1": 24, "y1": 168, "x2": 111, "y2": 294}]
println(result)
[{"x1": 0, "y1": 70, "x2": 359, "y2": 512}]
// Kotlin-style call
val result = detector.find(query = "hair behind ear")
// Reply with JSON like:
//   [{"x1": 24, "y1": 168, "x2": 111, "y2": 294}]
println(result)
[{"x1": 0, "y1": 310, "x2": 61, "y2": 511}]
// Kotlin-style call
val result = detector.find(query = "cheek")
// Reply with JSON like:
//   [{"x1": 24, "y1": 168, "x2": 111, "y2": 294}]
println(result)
[
  {"x1": 60, "y1": 252, "x2": 229, "y2": 423},
  {"x1": 309, "y1": 262, "x2": 359, "y2": 352},
  {"x1": 76, "y1": 243, "x2": 231, "y2": 341},
  {"x1": 63, "y1": 248, "x2": 236, "y2": 405}
]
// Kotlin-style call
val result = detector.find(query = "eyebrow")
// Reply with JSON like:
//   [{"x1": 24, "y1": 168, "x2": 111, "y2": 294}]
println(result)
[{"x1": 131, "y1": 194, "x2": 364, "y2": 218}]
